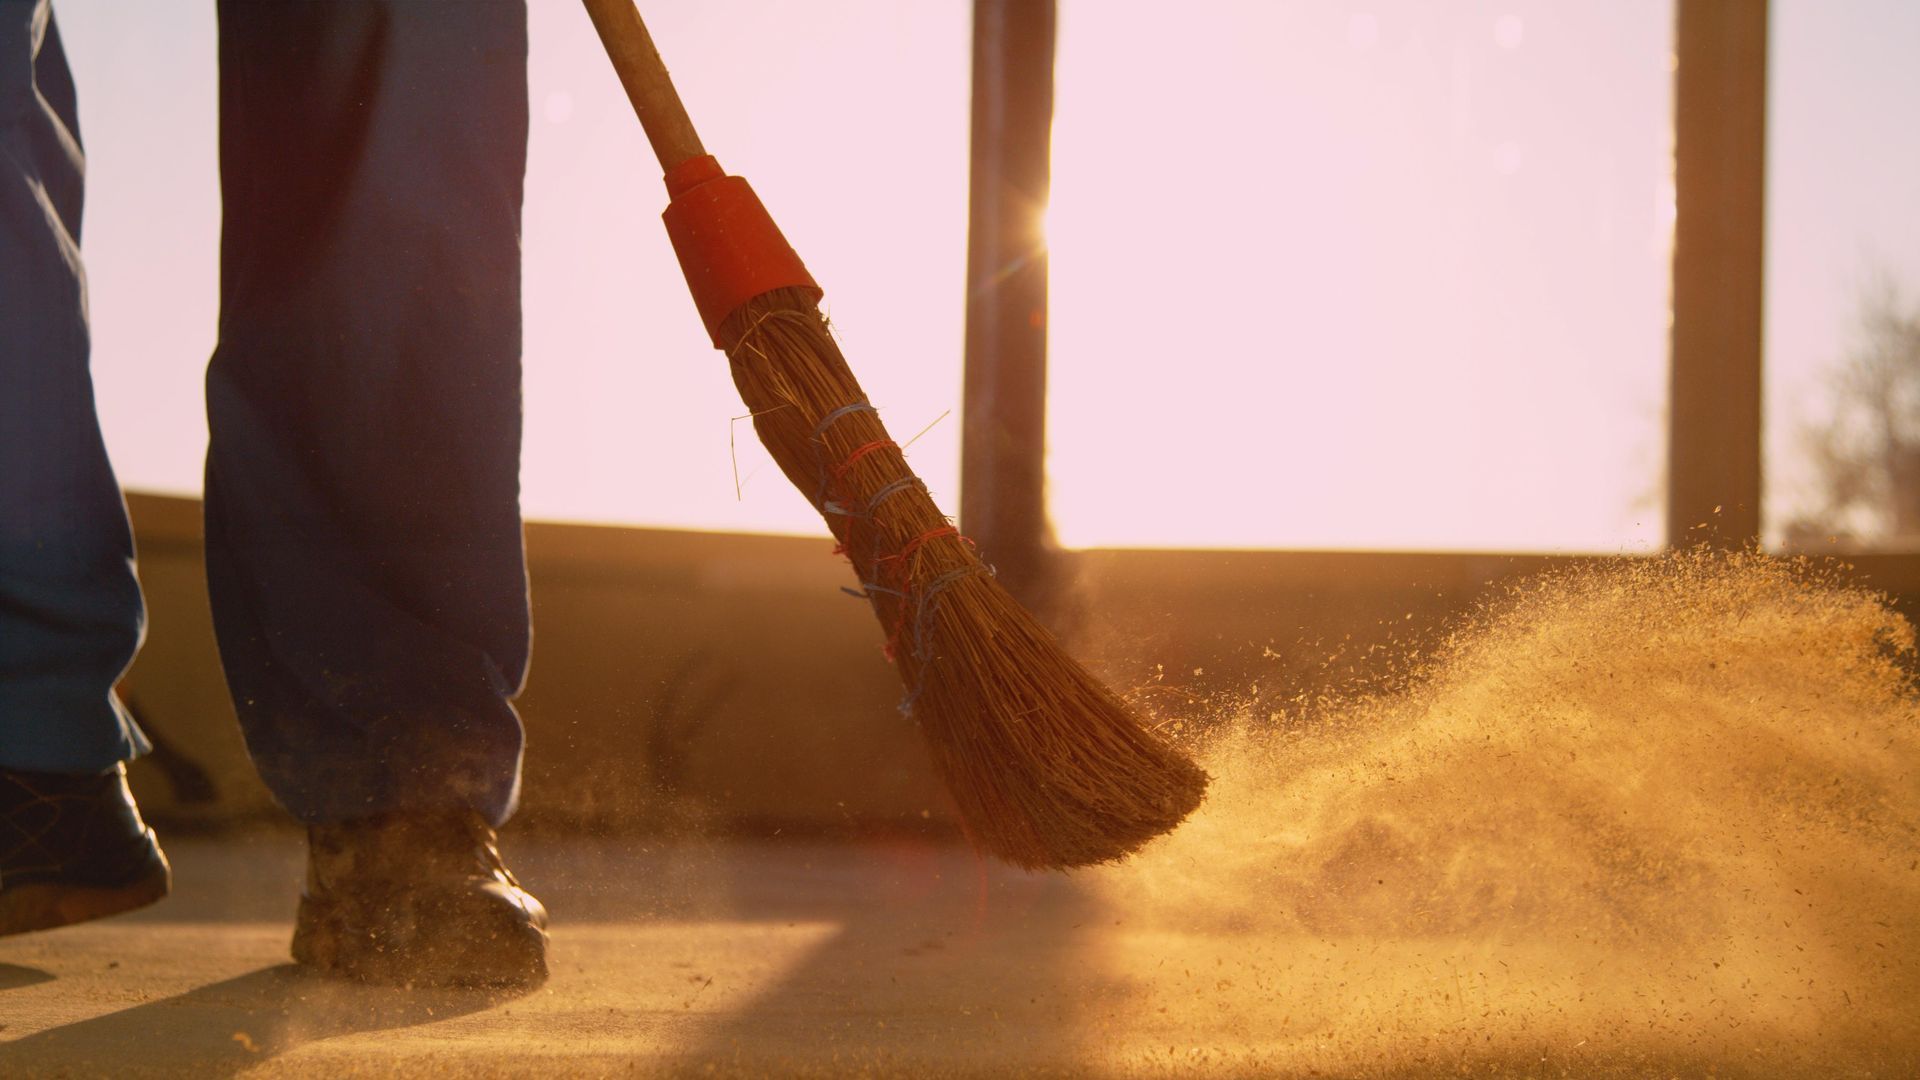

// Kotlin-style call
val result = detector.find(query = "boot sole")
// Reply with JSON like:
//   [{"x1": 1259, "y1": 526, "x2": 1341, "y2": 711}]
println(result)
[
  {"x1": 0, "y1": 847, "x2": 172, "y2": 937},
  {"x1": 291, "y1": 891, "x2": 550, "y2": 988}
]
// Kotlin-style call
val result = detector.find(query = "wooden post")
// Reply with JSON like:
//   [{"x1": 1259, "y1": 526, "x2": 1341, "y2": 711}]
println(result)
[
  {"x1": 1668, "y1": 0, "x2": 1768, "y2": 547},
  {"x1": 961, "y1": 0, "x2": 1057, "y2": 604}
]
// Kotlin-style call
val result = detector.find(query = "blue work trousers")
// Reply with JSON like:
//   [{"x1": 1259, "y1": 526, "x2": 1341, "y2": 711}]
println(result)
[{"x1": 0, "y1": 0, "x2": 532, "y2": 826}]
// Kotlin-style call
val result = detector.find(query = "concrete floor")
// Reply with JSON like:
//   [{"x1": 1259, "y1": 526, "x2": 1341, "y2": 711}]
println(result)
[
  {"x1": 2, "y1": 832, "x2": 1912, "y2": 1078},
  {"x1": 0, "y1": 831, "x2": 1136, "y2": 1078}
]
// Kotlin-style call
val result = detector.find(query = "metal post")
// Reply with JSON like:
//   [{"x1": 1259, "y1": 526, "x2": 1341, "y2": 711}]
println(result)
[
  {"x1": 961, "y1": 0, "x2": 1057, "y2": 602},
  {"x1": 1668, "y1": 0, "x2": 1768, "y2": 547}
]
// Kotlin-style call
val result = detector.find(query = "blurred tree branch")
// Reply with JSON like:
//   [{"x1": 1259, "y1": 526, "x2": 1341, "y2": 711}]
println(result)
[{"x1": 1785, "y1": 272, "x2": 1920, "y2": 547}]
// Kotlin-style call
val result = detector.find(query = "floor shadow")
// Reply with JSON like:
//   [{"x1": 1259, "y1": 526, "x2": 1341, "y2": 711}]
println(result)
[
  {"x1": 0, "y1": 961, "x2": 54, "y2": 991},
  {"x1": 0, "y1": 964, "x2": 529, "y2": 1077},
  {"x1": 496, "y1": 833, "x2": 1117, "y2": 1073},
  {"x1": 661, "y1": 837, "x2": 1113, "y2": 1075}
]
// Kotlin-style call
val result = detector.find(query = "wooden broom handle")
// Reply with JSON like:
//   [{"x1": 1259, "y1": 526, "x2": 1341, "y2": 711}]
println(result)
[{"x1": 581, "y1": 0, "x2": 707, "y2": 171}]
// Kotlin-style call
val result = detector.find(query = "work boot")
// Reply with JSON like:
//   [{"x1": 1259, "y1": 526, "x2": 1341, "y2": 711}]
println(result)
[
  {"x1": 291, "y1": 808, "x2": 549, "y2": 988},
  {"x1": 0, "y1": 763, "x2": 172, "y2": 937}
]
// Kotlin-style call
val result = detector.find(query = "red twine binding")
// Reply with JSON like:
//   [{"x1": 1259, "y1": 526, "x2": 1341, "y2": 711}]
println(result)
[
  {"x1": 815, "y1": 410, "x2": 980, "y2": 673},
  {"x1": 829, "y1": 439, "x2": 898, "y2": 482}
]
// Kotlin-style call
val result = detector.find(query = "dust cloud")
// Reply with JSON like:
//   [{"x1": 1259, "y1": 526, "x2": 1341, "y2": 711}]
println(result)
[{"x1": 1090, "y1": 551, "x2": 1918, "y2": 1076}]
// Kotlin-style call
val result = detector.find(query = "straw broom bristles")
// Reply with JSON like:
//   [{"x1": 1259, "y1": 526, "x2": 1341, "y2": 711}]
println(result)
[
  {"x1": 720, "y1": 287, "x2": 1208, "y2": 870},
  {"x1": 574, "y1": 0, "x2": 1204, "y2": 869}
]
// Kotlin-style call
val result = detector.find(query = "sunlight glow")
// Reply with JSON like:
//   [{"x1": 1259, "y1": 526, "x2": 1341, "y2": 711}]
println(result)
[{"x1": 59, "y1": 1, "x2": 1911, "y2": 554}]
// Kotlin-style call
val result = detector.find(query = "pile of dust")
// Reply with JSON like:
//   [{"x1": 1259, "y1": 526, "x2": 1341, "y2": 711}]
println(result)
[{"x1": 1093, "y1": 551, "x2": 1918, "y2": 1076}]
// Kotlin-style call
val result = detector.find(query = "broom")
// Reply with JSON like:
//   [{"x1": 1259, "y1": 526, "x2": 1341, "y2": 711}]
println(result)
[{"x1": 580, "y1": 0, "x2": 1207, "y2": 870}]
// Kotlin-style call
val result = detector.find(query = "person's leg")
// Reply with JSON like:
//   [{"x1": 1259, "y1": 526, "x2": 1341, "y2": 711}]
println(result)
[
  {"x1": 0, "y1": 0, "x2": 147, "y2": 772},
  {"x1": 0, "y1": 0, "x2": 167, "y2": 936},
  {"x1": 205, "y1": 0, "x2": 531, "y2": 828},
  {"x1": 206, "y1": 0, "x2": 543, "y2": 985}
]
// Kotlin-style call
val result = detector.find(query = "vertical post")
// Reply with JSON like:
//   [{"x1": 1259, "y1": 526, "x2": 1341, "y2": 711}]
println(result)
[
  {"x1": 962, "y1": 0, "x2": 1057, "y2": 603},
  {"x1": 1668, "y1": 0, "x2": 1768, "y2": 547}
]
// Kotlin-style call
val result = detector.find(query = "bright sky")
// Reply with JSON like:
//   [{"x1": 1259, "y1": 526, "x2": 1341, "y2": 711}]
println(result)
[
  {"x1": 56, "y1": 0, "x2": 971, "y2": 539},
  {"x1": 47, "y1": 0, "x2": 1920, "y2": 553},
  {"x1": 1764, "y1": 0, "x2": 1920, "y2": 541},
  {"x1": 1049, "y1": 0, "x2": 1672, "y2": 551}
]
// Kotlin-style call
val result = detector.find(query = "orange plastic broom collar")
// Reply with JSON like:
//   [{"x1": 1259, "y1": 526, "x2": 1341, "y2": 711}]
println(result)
[{"x1": 660, "y1": 155, "x2": 822, "y2": 348}]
